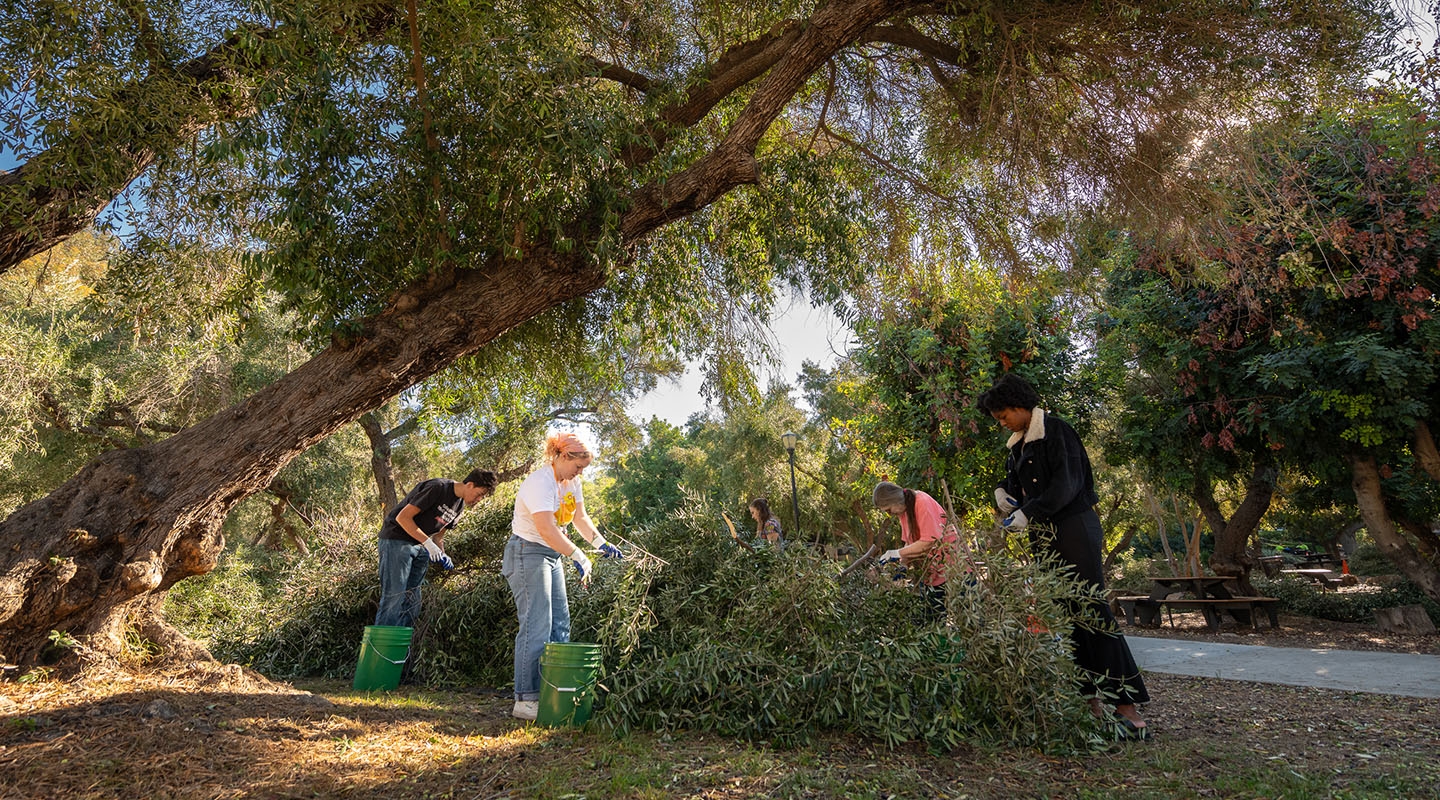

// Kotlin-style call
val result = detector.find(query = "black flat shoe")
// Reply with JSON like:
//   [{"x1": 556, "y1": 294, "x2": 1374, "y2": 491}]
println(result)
[{"x1": 1113, "y1": 713, "x2": 1150, "y2": 741}]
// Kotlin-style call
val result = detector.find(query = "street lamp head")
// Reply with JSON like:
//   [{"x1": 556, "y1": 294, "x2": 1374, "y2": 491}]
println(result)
[{"x1": 781, "y1": 431, "x2": 797, "y2": 451}]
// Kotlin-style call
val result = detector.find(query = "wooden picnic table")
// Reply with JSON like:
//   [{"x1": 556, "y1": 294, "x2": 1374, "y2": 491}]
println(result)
[
  {"x1": 1112, "y1": 575, "x2": 1278, "y2": 631},
  {"x1": 1281, "y1": 568, "x2": 1343, "y2": 590},
  {"x1": 1297, "y1": 552, "x2": 1343, "y2": 569},
  {"x1": 1147, "y1": 575, "x2": 1234, "y2": 601}
]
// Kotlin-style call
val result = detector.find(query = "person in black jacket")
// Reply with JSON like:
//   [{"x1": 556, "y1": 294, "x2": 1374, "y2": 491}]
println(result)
[{"x1": 977, "y1": 374, "x2": 1150, "y2": 740}]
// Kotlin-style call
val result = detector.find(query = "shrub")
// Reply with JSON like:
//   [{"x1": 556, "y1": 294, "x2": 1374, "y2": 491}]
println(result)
[
  {"x1": 593, "y1": 503, "x2": 1107, "y2": 753},
  {"x1": 173, "y1": 496, "x2": 1111, "y2": 753},
  {"x1": 1106, "y1": 551, "x2": 1164, "y2": 596},
  {"x1": 164, "y1": 542, "x2": 283, "y2": 650},
  {"x1": 1253, "y1": 576, "x2": 1440, "y2": 624}
]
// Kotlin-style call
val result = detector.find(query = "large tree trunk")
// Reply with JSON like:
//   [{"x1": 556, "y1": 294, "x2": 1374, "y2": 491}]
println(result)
[
  {"x1": 1193, "y1": 460, "x2": 1275, "y2": 595},
  {"x1": 1413, "y1": 420, "x2": 1440, "y2": 483},
  {"x1": 0, "y1": 246, "x2": 605, "y2": 666},
  {"x1": 0, "y1": 0, "x2": 913, "y2": 668},
  {"x1": 1349, "y1": 453, "x2": 1440, "y2": 605}
]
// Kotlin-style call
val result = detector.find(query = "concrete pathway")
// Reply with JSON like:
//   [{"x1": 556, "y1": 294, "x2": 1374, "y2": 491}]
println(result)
[{"x1": 1127, "y1": 636, "x2": 1440, "y2": 699}]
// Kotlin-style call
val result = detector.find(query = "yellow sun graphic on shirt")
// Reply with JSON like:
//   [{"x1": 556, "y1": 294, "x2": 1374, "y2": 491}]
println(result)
[{"x1": 556, "y1": 492, "x2": 576, "y2": 526}]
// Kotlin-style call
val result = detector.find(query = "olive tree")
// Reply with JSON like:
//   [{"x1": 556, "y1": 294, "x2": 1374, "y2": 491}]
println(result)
[{"x1": 0, "y1": 0, "x2": 1393, "y2": 666}]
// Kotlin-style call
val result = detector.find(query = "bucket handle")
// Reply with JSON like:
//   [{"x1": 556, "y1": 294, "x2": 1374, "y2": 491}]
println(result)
[
  {"x1": 542, "y1": 673, "x2": 597, "y2": 691},
  {"x1": 541, "y1": 673, "x2": 598, "y2": 724},
  {"x1": 362, "y1": 639, "x2": 410, "y2": 665}
]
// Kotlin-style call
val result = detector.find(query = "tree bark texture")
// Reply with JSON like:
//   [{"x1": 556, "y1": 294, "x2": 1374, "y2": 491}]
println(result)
[
  {"x1": 0, "y1": 0, "x2": 916, "y2": 667},
  {"x1": 359, "y1": 413, "x2": 399, "y2": 515},
  {"x1": 1414, "y1": 420, "x2": 1440, "y2": 483},
  {"x1": 1348, "y1": 452, "x2": 1440, "y2": 606},
  {"x1": 1193, "y1": 460, "x2": 1275, "y2": 595}
]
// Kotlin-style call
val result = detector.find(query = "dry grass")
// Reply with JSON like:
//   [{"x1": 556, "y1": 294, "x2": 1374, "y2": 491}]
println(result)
[{"x1": 2, "y1": 618, "x2": 1437, "y2": 800}]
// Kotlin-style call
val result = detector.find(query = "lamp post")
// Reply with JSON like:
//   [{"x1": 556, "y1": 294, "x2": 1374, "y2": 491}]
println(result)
[{"x1": 781, "y1": 431, "x2": 800, "y2": 540}]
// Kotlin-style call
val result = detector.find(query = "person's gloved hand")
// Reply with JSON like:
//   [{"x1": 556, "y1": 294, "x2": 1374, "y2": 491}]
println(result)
[
  {"x1": 571, "y1": 548, "x2": 593, "y2": 586},
  {"x1": 877, "y1": 548, "x2": 903, "y2": 565},
  {"x1": 421, "y1": 537, "x2": 454, "y2": 569},
  {"x1": 995, "y1": 488, "x2": 1020, "y2": 513},
  {"x1": 1001, "y1": 509, "x2": 1029, "y2": 532},
  {"x1": 592, "y1": 535, "x2": 624, "y2": 560}
]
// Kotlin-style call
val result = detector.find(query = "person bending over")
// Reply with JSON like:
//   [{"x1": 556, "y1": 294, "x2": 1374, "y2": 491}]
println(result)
[{"x1": 375, "y1": 469, "x2": 497, "y2": 628}]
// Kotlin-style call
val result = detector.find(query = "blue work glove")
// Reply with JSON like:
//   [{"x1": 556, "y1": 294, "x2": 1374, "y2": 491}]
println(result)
[
  {"x1": 570, "y1": 548, "x2": 592, "y2": 587},
  {"x1": 421, "y1": 537, "x2": 454, "y2": 570},
  {"x1": 1001, "y1": 509, "x2": 1029, "y2": 532},
  {"x1": 877, "y1": 548, "x2": 903, "y2": 565},
  {"x1": 592, "y1": 535, "x2": 624, "y2": 560},
  {"x1": 995, "y1": 488, "x2": 1020, "y2": 514}
]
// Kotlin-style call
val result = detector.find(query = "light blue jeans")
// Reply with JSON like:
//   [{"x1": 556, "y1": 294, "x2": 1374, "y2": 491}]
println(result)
[
  {"x1": 502, "y1": 535, "x2": 570, "y2": 701},
  {"x1": 376, "y1": 538, "x2": 431, "y2": 627}
]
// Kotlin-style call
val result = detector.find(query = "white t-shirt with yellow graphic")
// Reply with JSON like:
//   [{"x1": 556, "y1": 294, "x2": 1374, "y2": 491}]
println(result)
[{"x1": 512, "y1": 464, "x2": 584, "y2": 547}]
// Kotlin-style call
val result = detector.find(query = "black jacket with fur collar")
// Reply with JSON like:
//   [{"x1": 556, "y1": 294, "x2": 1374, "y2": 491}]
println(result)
[{"x1": 997, "y1": 408, "x2": 1099, "y2": 524}]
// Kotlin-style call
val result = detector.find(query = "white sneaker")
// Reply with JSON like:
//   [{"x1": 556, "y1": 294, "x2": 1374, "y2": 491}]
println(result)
[{"x1": 511, "y1": 700, "x2": 538, "y2": 720}]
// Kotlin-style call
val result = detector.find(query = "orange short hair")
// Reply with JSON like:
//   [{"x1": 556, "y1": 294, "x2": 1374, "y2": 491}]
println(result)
[{"x1": 545, "y1": 431, "x2": 591, "y2": 462}]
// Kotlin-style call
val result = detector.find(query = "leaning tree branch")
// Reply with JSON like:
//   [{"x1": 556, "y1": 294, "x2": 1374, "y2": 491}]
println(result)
[
  {"x1": 861, "y1": 22, "x2": 969, "y2": 65},
  {"x1": 620, "y1": 20, "x2": 808, "y2": 168},
  {"x1": 581, "y1": 55, "x2": 656, "y2": 93},
  {"x1": 622, "y1": 0, "x2": 919, "y2": 239},
  {"x1": 0, "y1": 2, "x2": 400, "y2": 275}
]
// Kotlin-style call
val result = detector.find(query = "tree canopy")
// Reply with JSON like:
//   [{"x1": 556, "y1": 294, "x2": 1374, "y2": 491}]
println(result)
[
  {"x1": 1093, "y1": 58, "x2": 1440, "y2": 596},
  {"x1": 0, "y1": 0, "x2": 1403, "y2": 666}
]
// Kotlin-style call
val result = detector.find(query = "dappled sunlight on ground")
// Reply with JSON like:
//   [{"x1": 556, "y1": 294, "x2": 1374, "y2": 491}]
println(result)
[{"x1": 2, "y1": 651, "x2": 1437, "y2": 799}]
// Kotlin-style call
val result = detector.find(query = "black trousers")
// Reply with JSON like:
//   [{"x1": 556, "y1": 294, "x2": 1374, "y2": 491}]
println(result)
[{"x1": 1030, "y1": 509, "x2": 1150, "y2": 705}]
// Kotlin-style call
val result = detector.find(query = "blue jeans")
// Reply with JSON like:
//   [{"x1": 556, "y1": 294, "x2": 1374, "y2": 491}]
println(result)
[
  {"x1": 376, "y1": 538, "x2": 431, "y2": 627},
  {"x1": 502, "y1": 536, "x2": 570, "y2": 701}
]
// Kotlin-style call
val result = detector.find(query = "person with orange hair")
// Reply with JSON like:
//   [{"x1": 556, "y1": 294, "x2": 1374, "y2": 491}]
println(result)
[{"x1": 502, "y1": 431, "x2": 622, "y2": 721}]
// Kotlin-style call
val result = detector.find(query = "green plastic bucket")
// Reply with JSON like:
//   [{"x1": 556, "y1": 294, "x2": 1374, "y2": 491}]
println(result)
[
  {"x1": 537, "y1": 642, "x2": 602, "y2": 727},
  {"x1": 352, "y1": 625, "x2": 413, "y2": 691}
]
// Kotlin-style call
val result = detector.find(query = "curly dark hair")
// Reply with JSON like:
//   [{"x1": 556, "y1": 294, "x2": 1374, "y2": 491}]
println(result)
[
  {"x1": 463, "y1": 469, "x2": 499, "y2": 490},
  {"x1": 975, "y1": 373, "x2": 1041, "y2": 413}
]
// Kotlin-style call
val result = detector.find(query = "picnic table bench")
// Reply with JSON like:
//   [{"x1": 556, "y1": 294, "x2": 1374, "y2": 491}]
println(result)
[
  {"x1": 1280, "y1": 568, "x2": 1344, "y2": 590},
  {"x1": 1296, "y1": 552, "x2": 1343, "y2": 570},
  {"x1": 1256, "y1": 555, "x2": 1287, "y2": 578},
  {"x1": 1115, "y1": 595, "x2": 1281, "y2": 632}
]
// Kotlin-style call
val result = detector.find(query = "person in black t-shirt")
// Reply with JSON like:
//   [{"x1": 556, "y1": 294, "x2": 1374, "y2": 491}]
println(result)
[{"x1": 376, "y1": 468, "x2": 497, "y2": 627}]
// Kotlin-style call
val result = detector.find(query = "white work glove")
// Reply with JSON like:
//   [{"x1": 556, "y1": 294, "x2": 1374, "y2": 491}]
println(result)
[
  {"x1": 1001, "y1": 509, "x2": 1029, "y2": 532},
  {"x1": 995, "y1": 488, "x2": 1020, "y2": 514},
  {"x1": 570, "y1": 548, "x2": 592, "y2": 586},
  {"x1": 877, "y1": 548, "x2": 903, "y2": 565},
  {"x1": 421, "y1": 537, "x2": 454, "y2": 569},
  {"x1": 592, "y1": 534, "x2": 624, "y2": 560}
]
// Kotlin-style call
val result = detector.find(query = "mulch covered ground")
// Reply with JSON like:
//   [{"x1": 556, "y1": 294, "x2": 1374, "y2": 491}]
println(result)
[{"x1": 2, "y1": 615, "x2": 1437, "y2": 799}]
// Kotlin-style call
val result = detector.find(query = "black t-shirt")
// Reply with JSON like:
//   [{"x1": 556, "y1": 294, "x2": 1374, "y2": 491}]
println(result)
[{"x1": 378, "y1": 479, "x2": 465, "y2": 542}]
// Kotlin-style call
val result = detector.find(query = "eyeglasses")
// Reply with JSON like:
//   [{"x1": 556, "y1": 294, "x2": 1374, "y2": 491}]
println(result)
[{"x1": 566, "y1": 451, "x2": 591, "y2": 460}]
